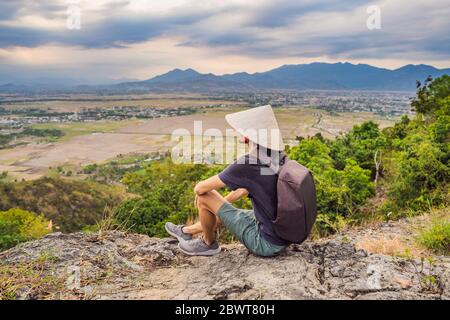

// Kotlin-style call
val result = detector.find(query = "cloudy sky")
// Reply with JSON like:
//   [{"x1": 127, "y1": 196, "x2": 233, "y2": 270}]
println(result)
[{"x1": 0, "y1": 0, "x2": 449, "y2": 84}]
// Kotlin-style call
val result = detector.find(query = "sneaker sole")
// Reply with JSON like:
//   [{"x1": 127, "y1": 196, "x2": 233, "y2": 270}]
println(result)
[
  {"x1": 178, "y1": 243, "x2": 221, "y2": 256},
  {"x1": 165, "y1": 224, "x2": 191, "y2": 242}
]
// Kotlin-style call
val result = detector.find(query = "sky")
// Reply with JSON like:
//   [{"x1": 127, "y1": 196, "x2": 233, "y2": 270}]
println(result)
[{"x1": 0, "y1": 0, "x2": 449, "y2": 84}]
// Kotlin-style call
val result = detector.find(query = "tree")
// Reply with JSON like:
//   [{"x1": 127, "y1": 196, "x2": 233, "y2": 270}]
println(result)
[
  {"x1": 0, "y1": 208, "x2": 50, "y2": 250},
  {"x1": 411, "y1": 75, "x2": 450, "y2": 116},
  {"x1": 330, "y1": 121, "x2": 387, "y2": 174},
  {"x1": 116, "y1": 196, "x2": 172, "y2": 237},
  {"x1": 389, "y1": 135, "x2": 449, "y2": 210}
]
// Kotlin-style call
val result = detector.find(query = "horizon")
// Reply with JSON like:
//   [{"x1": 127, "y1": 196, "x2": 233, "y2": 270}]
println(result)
[
  {"x1": 2, "y1": 61, "x2": 450, "y2": 87},
  {"x1": 1, "y1": 0, "x2": 449, "y2": 85}
]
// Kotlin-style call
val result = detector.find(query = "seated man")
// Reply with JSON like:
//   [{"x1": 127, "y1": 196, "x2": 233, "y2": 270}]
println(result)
[{"x1": 165, "y1": 105, "x2": 289, "y2": 257}]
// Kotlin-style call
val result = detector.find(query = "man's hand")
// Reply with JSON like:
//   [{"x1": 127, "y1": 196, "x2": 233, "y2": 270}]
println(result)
[
  {"x1": 194, "y1": 175, "x2": 226, "y2": 195},
  {"x1": 225, "y1": 188, "x2": 249, "y2": 203},
  {"x1": 194, "y1": 194, "x2": 199, "y2": 208}
]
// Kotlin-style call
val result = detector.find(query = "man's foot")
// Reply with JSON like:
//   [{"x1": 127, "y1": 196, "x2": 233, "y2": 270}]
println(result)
[
  {"x1": 165, "y1": 222, "x2": 192, "y2": 242},
  {"x1": 178, "y1": 237, "x2": 221, "y2": 256}
]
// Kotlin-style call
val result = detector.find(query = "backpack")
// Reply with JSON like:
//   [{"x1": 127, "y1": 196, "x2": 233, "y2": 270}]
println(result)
[{"x1": 272, "y1": 154, "x2": 317, "y2": 244}]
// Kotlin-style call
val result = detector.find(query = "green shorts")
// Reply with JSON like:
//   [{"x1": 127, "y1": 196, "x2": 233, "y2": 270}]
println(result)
[{"x1": 217, "y1": 202, "x2": 286, "y2": 257}]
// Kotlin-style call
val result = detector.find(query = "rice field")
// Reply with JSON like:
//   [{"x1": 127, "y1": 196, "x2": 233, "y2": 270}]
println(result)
[{"x1": 0, "y1": 104, "x2": 397, "y2": 180}]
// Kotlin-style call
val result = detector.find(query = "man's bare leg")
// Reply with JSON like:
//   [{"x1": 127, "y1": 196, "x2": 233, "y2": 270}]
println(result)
[
  {"x1": 182, "y1": 219, "x2": 221, "y2": 236},
  {"x1": 182, "y1": 221, "x2": 202, "y2": 235},
  {"x1": 184, "y1": 190, "x2": 227, "y2": 244}
]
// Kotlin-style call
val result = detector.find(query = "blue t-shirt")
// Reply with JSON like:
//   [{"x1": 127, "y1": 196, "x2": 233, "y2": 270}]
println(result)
[{"x1": 218, "y1": 155, "x2": 289, "y2": 246}]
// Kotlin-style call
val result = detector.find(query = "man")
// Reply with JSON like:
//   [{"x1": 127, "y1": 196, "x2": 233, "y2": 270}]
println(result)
[{"x1": 165, "y1": 105, "x2": 289, "y2": 257}]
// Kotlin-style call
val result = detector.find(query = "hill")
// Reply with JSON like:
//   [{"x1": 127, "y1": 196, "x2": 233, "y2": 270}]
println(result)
[
  {"x1": 2, "y1": 63, "x2": 449, "y2": 94},
  {"x1": 1, "y1": 215, "x2": 448, "y2": 300},
  {"x1": 112, "y1": 62, "x2": 450, "y2": 92}
]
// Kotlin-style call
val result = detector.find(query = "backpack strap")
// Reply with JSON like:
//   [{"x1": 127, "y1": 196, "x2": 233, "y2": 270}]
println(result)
[{"x1": 247, "y1": 151, "x2": 289, "y2": 175}]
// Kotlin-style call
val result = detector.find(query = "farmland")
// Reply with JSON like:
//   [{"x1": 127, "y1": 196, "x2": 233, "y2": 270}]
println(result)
[{"x1": 0, "y1": 95, "x2": 397, "y2": 180}]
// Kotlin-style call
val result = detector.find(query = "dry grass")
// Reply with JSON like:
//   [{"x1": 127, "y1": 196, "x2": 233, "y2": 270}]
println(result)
[
  {"x1": 355, "y1": 207, "x2": 450, "y2": 258},
  {"x1": 0, "y1": 254, "x2": 66, "y2": 300},
  {"x1": 355, "y1": 235, "x2": 424, "y2": 258}
]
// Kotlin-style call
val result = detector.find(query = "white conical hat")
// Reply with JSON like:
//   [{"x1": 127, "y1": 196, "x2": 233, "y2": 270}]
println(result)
[{"x1": 225, "y1": 105, "x2": 285, "y2": 151}]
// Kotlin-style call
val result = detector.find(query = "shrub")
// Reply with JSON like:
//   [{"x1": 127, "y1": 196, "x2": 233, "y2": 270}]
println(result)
[
  {"x1": 389, "y1": 135, "x2": 449, "y2": 211},
  {"x1": 0, "y1": 209, "x2": 50, "y2": 251},
  {"x1": 0, "y1": 176, "x2": 125, "y2": 232},
  {"x1": 21, "y1": 127, "x2": 64, "y2": 138},
  {"x1": 115, "y1": 196, "x2": 173, "y2": 237},
  {"x1": 418, "y1": 218, "x2": 450, "y2": 255}
]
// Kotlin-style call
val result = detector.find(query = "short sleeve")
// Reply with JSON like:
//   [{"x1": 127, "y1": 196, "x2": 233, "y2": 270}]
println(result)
[{"x1": 218, "y1": 162, "x2": 248, "y2": 191}]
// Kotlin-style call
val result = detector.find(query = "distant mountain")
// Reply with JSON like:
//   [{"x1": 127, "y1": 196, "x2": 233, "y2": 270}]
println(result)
[
  {"x1": 1, "y1": 62, "x2": 449, "y2": 94},
  {"x1": 144, "y1": 68, "x2": 201, "y2": 83},
  {"x1": 113, "y1": 62, "x2": 450, "y2": 93},
  {"x1": 111, "y1": 68, "x2": 253, "y2": 93}
]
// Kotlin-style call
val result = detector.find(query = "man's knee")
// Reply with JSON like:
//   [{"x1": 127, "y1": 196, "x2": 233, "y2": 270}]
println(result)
[
  {"x1": 196, "y1": 191, "x2": 226, "y2": 214},
  {"x1": 197, "y1": 193, "x2": 212, "y2": 211},
  {"x1": 197, "y1": 195, "x2": 207, "y2": 209}
]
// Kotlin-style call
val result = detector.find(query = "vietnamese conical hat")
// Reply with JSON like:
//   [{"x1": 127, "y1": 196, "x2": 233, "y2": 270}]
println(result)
[{"x1": 225, "y1": 105, "x2": 285, "y2": 151}]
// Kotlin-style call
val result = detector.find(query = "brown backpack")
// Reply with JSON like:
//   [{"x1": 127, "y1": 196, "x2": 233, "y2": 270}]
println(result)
[{"x1": 272, "y1": 154, "x2": 317, "y2": 244}]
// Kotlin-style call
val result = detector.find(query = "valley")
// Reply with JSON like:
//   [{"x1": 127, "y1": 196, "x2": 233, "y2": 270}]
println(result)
[{"x1": 0, "y1": 94, "x2": 397, "y2": 180}]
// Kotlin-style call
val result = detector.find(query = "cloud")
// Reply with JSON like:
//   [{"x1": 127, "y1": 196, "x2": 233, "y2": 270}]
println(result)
[{"x1": 0, "y1": 0, "x2": 449, "y2": 83}]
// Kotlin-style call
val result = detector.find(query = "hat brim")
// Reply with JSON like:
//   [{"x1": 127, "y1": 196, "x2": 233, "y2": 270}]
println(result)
[{"x1": 225, "y1": 105, "x2": 285, "y2": 151}]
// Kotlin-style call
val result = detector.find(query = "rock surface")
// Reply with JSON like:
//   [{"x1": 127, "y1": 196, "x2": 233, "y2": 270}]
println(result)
[{"x1": 1, "y1": 223, "x2": 449, "y2": 300}]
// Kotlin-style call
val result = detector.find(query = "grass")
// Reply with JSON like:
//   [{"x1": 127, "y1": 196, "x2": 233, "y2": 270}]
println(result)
[
  {"x1": 417, "y1": 216, "x2": 450, "y2": 255},
  {"x1": 30, "y1": 120, "x2": 140, "y2": 142},
  {"x1": 356, "y1": 236, "x2": 414, "y2": 257},
  {"x1": 0, "y1": 253, "x2": 66, "y2": 300}
]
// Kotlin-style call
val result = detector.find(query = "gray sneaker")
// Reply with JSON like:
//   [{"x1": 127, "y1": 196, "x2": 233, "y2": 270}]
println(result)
[
  {"x1": 165, "y1": 222, "x2": 192, "y2": 242},
  {"x1": 178, "y1": 237, "x2": 221, "y2": 256}
]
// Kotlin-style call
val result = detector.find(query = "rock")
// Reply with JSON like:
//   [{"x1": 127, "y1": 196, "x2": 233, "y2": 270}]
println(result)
[{"x1": 0, "y1": 226, "x2": 448, "y2": 300}]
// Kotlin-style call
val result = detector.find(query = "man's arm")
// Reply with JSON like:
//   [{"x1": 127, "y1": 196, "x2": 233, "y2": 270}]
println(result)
[
  {"x1": 194, "y1": 175, "x2": 248, "y2": 206},
  {"x1": 194, "y1": 175, "x2": 226, "y2": 195},
  {"x1": 225, "y1": 188, "x2": 249, "y2": 203}
]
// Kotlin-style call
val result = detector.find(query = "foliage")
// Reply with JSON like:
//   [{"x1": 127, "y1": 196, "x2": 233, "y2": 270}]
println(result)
[
  {"x1": 115, "y1": 159, "x2": 212, "y2": 236},
  {"x1": 116, "y1": 196, "x2": 173, "y2": 237},
  {"x1": 113, "y1": 76, "x2": 448, "y2": 239},
  {"x1": 388, "y1": 133, "x2": 449, "y2": 211},
  {"x1": 411, "y1": 75, "x2": 450, "y2": 116},
  {"x1": 288, "y1": 137, "x2": 375, "y2": 235},
  {"x1": 21, "y1": 127, "x2": 64, "y2": 138},
  {"x1": 0, "y1": 134, "x2": 14, "y2": 148},
  {"x1": 381, "y1": 76, "x2": 450, "y2": 213},
  {"x1": 330, "y1": 121, "x2": 387, "y2": 173},
  {"x1": 0, "y1": 176, "x2": 125, "y2": 233},
  {"x1": 418, "y1": 217, "x2": 450, "y2": 255},
  {"x1": 0, "y1": 209, "x2": 50, "y2": 250},
  {"x1": 1, "y1": 77, "x2": 449, "y2": 246}
]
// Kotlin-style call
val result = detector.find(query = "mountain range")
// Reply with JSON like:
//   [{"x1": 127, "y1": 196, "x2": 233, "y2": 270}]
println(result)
[{"x1": 1, "y1": 62, "x2": 449, "y2": 94}]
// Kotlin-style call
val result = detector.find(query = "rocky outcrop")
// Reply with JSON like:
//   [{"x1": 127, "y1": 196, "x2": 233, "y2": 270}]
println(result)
[{"x1": 1, "y1": 226, "x2": 449, "y2": 300}]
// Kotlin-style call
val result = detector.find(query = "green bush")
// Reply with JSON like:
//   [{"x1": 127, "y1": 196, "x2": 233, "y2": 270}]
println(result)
[
  {"x1": 330, "y1": 121, "x2": 387, "y2": 173},
  {"x1": 0, "y1": 176, "x2": 125, "y2": 232},
  {"x1": 418, "y1": 218, "x2": 450, "y2": 255},
  {"x1": 21, "y1": 127, "x2": 64, "y2": 138},
  {"x1": 114, "y1": 159, "x2": 213, "y2": 236},
  {"x1": 116, "y1": 196, "x2": 172, "y2": 237},
  {"x1": 388, "y1": 132, "x2": 449, "y2": 211},
  {"x1": 0, "y1": 209, "x2": 50, "y2": 251}
]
